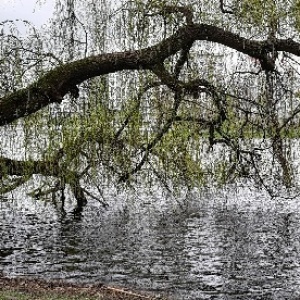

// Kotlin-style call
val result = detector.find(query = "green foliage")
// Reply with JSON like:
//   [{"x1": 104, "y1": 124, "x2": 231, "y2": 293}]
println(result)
[
  {"x1": 234, "y1": 0, "x2": 279, "y2": 30},
  {"x1": 233, "y1": 0, "x2": 300, "y2": 34},
  {"x1": 154, "y1": 122, "x2": 205, "y2": 186},
  {"x1": 291, "y1": 0, "x2": 300, "y2": 31}
]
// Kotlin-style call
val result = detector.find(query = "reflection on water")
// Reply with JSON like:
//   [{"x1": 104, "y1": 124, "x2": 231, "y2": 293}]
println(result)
[{"x1": 1, "y1": 186, "x2": 300, "y2": 299}]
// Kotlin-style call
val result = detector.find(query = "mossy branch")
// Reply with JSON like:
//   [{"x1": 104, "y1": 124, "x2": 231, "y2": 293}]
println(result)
[{"x1": 1, "y1": 23, "x2": 300, "y2": 126}]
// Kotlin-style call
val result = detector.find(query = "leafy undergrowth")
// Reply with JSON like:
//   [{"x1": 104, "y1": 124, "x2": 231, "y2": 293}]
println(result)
[{"x1": 0, "y1": 275, "x2": 167, "y2": 300}]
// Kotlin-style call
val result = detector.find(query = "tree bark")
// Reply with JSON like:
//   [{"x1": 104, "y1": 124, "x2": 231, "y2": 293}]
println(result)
[{"x1": 1, "y1": 23, "x2": 299, "y2": 126}]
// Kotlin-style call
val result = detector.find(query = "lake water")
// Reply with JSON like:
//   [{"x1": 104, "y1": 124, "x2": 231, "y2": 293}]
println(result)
[{"x1": 1, "y1": 183, "x2": 300, "y2": 300}]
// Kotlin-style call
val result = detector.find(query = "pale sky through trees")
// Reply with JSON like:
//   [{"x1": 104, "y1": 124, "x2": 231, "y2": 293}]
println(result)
[{"x1": 0, "y1": 0, "x2": 54, "y2": 29}]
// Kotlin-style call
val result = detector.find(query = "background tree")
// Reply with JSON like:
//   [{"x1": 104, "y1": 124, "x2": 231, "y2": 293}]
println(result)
[{"x1": 1, "y1": 0, "x2": 300, "y2": 214}]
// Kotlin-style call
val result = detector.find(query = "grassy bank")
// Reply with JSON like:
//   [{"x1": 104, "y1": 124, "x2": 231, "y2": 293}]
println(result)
[{"x1": 0, "y1": 275, "x2": 167, "y2": 300}]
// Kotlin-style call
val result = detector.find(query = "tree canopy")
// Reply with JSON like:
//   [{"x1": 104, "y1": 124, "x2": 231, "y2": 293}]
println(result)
[{"x1": 1, "y1": 0, "x2": 300, "y2": 213}]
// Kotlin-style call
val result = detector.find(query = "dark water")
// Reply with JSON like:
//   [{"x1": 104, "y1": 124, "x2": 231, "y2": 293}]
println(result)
[{"x1": 1, "y1": 185, "x2": 300, "y2": 299}]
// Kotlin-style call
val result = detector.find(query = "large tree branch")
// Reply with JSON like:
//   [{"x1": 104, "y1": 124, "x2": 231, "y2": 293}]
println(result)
[{"x1": 1, "y1": 23, "x2": 300, "y2": 126}]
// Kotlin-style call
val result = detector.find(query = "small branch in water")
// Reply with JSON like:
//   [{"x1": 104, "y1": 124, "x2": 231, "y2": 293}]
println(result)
[{"x1": 81, "y1": 187, "x2": 109, "y2": 208}]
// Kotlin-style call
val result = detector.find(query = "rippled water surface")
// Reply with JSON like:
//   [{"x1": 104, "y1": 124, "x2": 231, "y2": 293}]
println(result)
[{"x1": 1, "y1": 185, "x2": 300, "y2": 300}]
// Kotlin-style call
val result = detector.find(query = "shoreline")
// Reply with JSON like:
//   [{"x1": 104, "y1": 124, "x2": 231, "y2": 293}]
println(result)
[{"x1": 0, "y1": 274, "x2": 168, "y2": 300}]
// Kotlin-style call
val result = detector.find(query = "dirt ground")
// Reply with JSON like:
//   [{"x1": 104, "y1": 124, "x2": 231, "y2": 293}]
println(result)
[{"x1": 0, "y1": 274, "x2": 167, "y2": 300}]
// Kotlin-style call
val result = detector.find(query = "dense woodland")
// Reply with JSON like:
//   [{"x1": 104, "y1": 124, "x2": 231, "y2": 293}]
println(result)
[{"x1": 1, "y1": 0, "x2": 300, "y2": 213}]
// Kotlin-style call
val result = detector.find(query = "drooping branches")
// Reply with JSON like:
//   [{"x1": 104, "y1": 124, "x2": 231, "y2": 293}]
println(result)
[
  {"x1": 2, "y1": 0, "x2": 300, "y2": 210},
  {"x1": 0, "y1": 154, "x2": 91, "y2": 213}
]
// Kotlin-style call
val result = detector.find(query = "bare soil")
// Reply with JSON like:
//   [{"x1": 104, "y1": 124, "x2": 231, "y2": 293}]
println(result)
[{"x1": 0, "y1": 274, "x2": 167, "y2": 300}]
